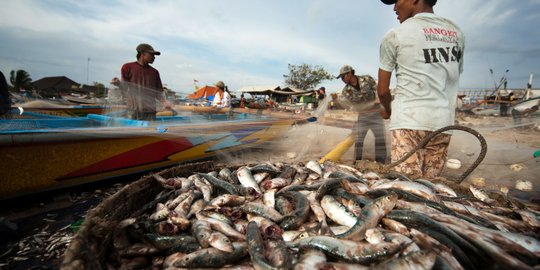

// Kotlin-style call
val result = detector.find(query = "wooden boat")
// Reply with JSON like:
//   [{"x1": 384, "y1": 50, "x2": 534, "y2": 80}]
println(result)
[
  {"x1": 0, "y1": 110, "x2": 309, "y2": 199},
  {"x1": 15, "y1": 103, "x2": 125, "y2": 117}
]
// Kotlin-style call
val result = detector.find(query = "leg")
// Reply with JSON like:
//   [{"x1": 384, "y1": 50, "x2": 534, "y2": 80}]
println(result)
[
  {"x1": 354, "y1": 124, "x2": 368, "y2": 161},
  {"x1": 369, "y1": 113, "x2": 387, "y2": 163},
  {"x1": 421, "y1": 132, "x2": 451, "y2": 178},
  {"x1": 390, "y1": 129, "x2": 423, "y2": 176}
]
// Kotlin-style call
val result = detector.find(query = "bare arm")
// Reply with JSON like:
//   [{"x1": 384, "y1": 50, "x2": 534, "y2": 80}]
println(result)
[{"x1": 377, "y1": 68, "x2": 392, "y2": 119}]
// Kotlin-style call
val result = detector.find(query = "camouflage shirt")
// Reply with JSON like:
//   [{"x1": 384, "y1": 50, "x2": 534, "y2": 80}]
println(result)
[{"x1": 338, "y1": 75, "x2": 378, "y2": 112}]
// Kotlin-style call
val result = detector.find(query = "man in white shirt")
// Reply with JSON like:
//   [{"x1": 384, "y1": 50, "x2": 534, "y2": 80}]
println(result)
[
  {"x1": 212, "y1": 81, "x2": 232, "y2": 109},
  {"x1": 377, "y1": 0, "x2": 465, "y2": 177}
]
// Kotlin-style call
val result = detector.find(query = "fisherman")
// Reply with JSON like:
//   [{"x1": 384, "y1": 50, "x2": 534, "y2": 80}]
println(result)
[
  {"x1": 377, "y1": 0, "x2": 465, "y2": 178},
  {"x1": 111, "y1": 43, "x2": 171, "y2": 121},
  {"x1": 336, "y1": 65, "x2": 388, "y2": 164},
  {"x1": 316, "y1": 86, "x2": 326, "y2": 108},
  {"x1": 500, "y1": 92, "x2": 514, "y2": 117}
]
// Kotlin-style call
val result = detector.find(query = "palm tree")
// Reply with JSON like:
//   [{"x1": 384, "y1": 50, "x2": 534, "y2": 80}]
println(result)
[{"x1": 9, "y1": 69, "x2": 33, "y2": 92}]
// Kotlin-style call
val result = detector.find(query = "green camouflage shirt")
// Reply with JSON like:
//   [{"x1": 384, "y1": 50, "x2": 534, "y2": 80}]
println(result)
[{"x1": 339, "y1": 74, "x2": 377, "y2": 112}]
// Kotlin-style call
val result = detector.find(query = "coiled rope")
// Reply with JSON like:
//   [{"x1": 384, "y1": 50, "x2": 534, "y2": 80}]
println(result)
[{"x1": 386, "y1": 125, "x2": 488, "y2": 184}]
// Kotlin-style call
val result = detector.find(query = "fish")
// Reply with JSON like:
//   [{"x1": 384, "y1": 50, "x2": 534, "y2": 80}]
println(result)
[
  {"x1": 196, "y1": 214, "x2": 246, "y2": 241},
  {"x1": 288, "y1": 236, "x2": 404, "y2": 264},
  {"x1": 277, "y1": 191, "x2": 310, "y2": 230},
  {"x1": 208, "y1": 231, "x2": 234, "y2": 253},
  {"x1": 240, "y1": 202, "x2": 284, "y2": 223},
  {"x1": 246, "y1": 221, "x2": 289, "y2": 270},
  {"x1": 164, "y1": 242, "x2": 248, "y2": 268},
  {"x1": 305, "y1": 160, "x2": 323, "y2": 175},
  {"x1": 191, "y1": 219, "x2": 212, "y2": 248},
  {"x1": 237, "y1": 166, "x2": 262, "y2": 195},
  {"x1": 337, "y1": 193, "x2": 398, "y2": 241},
  {"x1": 263, "y1": 188, "x2": 277, "y2": 208},
  {"x1": 320, "y1": 195, "x2": 357, "y2": 228}
]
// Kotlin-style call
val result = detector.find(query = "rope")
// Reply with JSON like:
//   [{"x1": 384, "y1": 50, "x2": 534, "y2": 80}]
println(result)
[{"x1": 386, "y1": 125, "x2": 488, "y2": 184}]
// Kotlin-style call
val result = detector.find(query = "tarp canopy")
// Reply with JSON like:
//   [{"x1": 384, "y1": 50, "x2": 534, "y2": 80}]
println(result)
[
  {"x1": 187, "y1": 85, "x2": 223, "y2": 100},
  {"x1": 238, "y1": 85, "x2": 314, "y2": 96}
]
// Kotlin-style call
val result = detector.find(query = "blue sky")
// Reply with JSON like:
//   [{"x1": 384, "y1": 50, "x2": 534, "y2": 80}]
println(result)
[{"x1": 1, "y1": 0, "x2": 539, "y2": 96}]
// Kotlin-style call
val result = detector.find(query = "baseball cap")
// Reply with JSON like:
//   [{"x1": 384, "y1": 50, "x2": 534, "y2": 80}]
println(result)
[
  {"x1": 136, "y1": 43, "x2": 161, "y2": 55},
  {"x1": 381, "y1": 0, "x2": 437, "y2": 5},
  {"x1": 336, "y1": 65, "x2": 354, "y2": 79},
  {"x1": 215, "y1": 81, "x2": 225, "y2": 89}
]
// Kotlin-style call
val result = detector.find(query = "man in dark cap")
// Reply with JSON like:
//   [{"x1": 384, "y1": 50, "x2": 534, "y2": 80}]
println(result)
[
  {"x1": 337, "y1": 65, "x2": 388, "y2": 164},
  {"x1": 316, "y1": 86, "x2": 326, "y2": 108},
  {"x1": 112, "y1": 43, "x2": 171, "y2": 120},
  {"x1": 377, "y1": 0, "x2": 465, "y2": 178}
]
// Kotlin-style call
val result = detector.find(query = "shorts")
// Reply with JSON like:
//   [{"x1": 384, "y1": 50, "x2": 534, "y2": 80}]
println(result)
[{"x1": 390, "y1": 129, "x2": 451, "y2": 178}]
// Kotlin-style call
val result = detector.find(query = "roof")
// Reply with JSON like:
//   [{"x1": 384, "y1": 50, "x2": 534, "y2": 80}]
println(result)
[
  {"x1": 238, "y1": 85, "x2": 314, "y2": 95},
  {"x1": 32, "y1": 76, "x2": 80, "y2": 91},
  {"x1": 187, "y1": 85, "x2": 223, "y2": 99}
]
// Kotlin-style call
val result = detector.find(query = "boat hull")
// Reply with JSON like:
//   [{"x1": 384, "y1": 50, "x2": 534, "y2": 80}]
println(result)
[{"x1": 0, "y1": 118, "x2": 294, "y2": 199}]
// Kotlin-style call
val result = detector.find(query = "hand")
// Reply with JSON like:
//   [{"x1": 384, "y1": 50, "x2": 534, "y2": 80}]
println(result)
[
  {"x1": 110, "y1": 77, "x2": 120, "y2": 86},
  {"x1": 379, "y1": 107, "x2": 390, "y2": 119}
]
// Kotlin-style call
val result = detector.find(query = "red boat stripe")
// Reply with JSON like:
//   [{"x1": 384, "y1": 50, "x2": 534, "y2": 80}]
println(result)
[{"x1": 58, "y1": 137, "x2": 193, "y2": 180}]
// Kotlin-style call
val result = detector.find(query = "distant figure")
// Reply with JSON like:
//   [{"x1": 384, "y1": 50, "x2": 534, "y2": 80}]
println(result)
[
  {"x1": 500, "y1": 92, "x2": 515, "y2": 116},
  {"x1": 240, "y1": 93, "x2": 246, "y2": 108},
  {"x1": 329, "y1": 93, "x2": 338, "y2": 110},
  {"x1": 378, "y1": 0, "x2": 465, "y2": 178},
  {"x1": 111, "y1": 43, "x2": 171, "y2": 121},
  {"x1": 316, "y1": 86, "x2": 326, "y2": 107},
  {"x1": 213, "y1": 81, "x2": 231, "y2": 108},
  {"x1": 512, "y1": 103, "x2": 539, "y2": 127},
  {"x1": 337, "y1": 65, "x2": 387, "y2": 163},
  {"x1": 0, "y1": 71, "x2": 11, "y2": 116}
]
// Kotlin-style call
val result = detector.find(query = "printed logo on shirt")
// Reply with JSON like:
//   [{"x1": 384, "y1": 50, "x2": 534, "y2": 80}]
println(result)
[
  {"x1": 421, "y1": 27, "x2": 463, "y2": 64},
  {"x1": 422, "y1": 46, "x2": 462, "y2": 64},
  {"x1": 423, "y1": 27, "x2": 458, "y2": 43}
]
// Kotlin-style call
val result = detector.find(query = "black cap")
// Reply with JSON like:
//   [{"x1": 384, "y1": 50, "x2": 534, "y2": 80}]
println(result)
[{"x1": 381, "y1": 0, "x2": 437, "y2": 5}]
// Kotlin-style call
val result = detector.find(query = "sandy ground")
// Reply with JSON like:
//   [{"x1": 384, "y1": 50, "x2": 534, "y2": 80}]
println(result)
[{"x1": 218, "y1": 111, "x2": 540, "y2": 203}]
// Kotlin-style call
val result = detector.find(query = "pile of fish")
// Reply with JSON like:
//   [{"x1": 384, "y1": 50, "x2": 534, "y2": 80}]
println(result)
[{"x1": 106, "y1": 161, "x2": 539, "y2": 270}]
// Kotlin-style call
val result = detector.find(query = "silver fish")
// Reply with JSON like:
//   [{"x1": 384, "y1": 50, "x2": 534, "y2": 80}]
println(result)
[
  {"x1": 237, "y1": 166, "x2": 262, "y2": 195},
  {"x1": 208, "y1": 231, "x2": 234, "y2": 253},
  {"x1": 320, "y1": 195, "x2": 356, "y2": 227}
]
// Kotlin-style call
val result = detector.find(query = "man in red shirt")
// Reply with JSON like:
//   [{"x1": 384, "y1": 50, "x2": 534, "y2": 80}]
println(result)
[{"x1": 112, "y1": 43, "x2": 171, "y2": 120}]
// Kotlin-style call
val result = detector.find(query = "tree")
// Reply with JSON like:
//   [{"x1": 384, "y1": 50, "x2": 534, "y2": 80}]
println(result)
[
  {"x1": 283, "y1": 63, "x2": 334, "y2": 90},
  {"x1": 93, "y1": 81, "x2": 106, "y2": 98},
  {"x1": 9, "y1": 69, "x2": 33, "y2": 92}
]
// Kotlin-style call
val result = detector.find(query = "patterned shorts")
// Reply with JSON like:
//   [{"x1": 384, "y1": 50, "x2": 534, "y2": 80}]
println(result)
[{"x1": 390, "y1": 129, "x2": 451, "y2": 178}]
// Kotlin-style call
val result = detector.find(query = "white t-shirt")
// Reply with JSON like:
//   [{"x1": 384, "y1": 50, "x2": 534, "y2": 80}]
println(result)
[
  {"x1": 221, "y1": 91, "x2": 231, "y2": 108},
  {"x1": 212, "y1": 91, "x2": 222, "y2": 106},
  {"x1": 379, "y1": 13, "x2": 465, "y2": 131}
]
